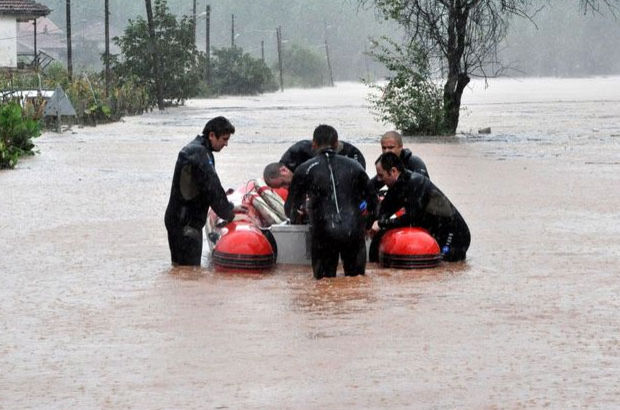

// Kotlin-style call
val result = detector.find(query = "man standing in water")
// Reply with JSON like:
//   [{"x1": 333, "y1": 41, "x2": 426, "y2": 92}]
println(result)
[
  {"x1": 285, "y1": 125, "x2": 377, "y2": 279},
  {"x1": 165, "y1": 116, "x2": 246, "y2": 266},
  {"x1": 370, "y1": 130, "x2": 430, "y2": 189},
  {"x1": 369, "y1": 152, "x2": 470, "y2": 262}
]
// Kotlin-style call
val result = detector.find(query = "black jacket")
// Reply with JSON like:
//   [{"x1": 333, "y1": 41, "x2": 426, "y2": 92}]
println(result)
[
  {"x1": 165, "y1": 135, "x2": 234, "y2": 232},
  {"x1": 280, "y1": 140, "x2": 366, "y2": 172},
  {"x1": 371, "y1": 148, "x2": 429, "y2": 190},
  {"x1": 378, "y1": 170, "x2": 469, "y2": 246},
  {"x1": 285, "y1": 149, "x2": 377, "y2": 237}
]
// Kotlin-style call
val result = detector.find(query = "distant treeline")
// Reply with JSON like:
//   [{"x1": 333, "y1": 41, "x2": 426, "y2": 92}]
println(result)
[{"x1": 41, "y1": 0, "x2": 620, "y2": 78}]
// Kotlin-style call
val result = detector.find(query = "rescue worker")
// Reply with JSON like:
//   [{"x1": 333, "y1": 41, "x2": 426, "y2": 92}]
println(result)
[
  {"x1": 285, "y1": 125, "x2": 377, "y2": 279},
  {"x1": 280, "y1": 138, "x2": 366, "y2": 172},
  {"x1": 164, "y1": 116, "x2": 246, "y2": 266},
  {"x1": 370, "y1": 130, "x2": 429, "y2": 190},
  {"x1": 263, "y1": 162, "x2": 294, "y2": 189},
  {"x1": 369, "y1": 152, "x2": 470, "y2": 262}
]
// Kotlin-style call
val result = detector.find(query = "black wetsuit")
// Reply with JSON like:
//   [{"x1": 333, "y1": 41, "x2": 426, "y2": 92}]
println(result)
[
  {"x1": 369, "y1": 170, "x2": 470, "y2": 262},
  {"x1": 285, "y1": 149, "x2": 377, "y2": 279},
  {"x1": 280, "y1": 140, "x2": 366, "y2": 172},
  {"x1": 371, "y1": 148, "x2": 429, "y2": 190},
  {"x1": 165, "y1": 135, "x2": 234, "y2": 265}
]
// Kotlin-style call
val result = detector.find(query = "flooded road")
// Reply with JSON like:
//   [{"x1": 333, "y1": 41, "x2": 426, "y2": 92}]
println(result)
[{"x1": 1, "y1": 79, "x2": 619, "y2": 408}]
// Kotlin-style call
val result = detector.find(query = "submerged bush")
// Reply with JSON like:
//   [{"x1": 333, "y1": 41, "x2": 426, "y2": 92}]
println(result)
[{"x1": 0, "y1": 102, "x2": 41, "y2": 169}]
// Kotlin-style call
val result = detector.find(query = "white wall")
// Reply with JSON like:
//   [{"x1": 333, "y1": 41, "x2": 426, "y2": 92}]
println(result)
[{"x1": 0, "y1": 16, "x2": 18, "y2": 68}]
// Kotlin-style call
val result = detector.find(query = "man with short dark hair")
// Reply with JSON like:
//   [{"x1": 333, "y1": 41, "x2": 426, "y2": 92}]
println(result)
[
  {"x1": 164, "y1": 116, "x2": 245, "y2": 266},
  {"x1": 369, "y1": 152, "x2": 470, "y2": 262},
  {"x1": 285, "y1": 125, "x2": 377, "y2": 279},
  {"x1": 371, "y1": 130, "x2": 429, "y2": 189}
]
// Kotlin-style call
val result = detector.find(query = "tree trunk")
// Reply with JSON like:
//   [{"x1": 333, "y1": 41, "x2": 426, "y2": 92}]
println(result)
[
  {"x1": 442, "y1": 72, "x2": 470, "y2": 135},
  {"x1": 145, "y1": 0, "x2": 165, "y2": 111},
  {"x1": 66, "y1": 0, "x2": 72, "y2": 80},
  {"x1": 441, "y1": 3, "x2": 471, "y2": 135}
]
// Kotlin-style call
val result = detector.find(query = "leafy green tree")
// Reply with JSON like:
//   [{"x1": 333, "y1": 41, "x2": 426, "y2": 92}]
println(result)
[
  {"x1": 209, "y1": 47, "x2": 278, "y2": 95},
  {"x1": 0, "y1": 102, "x2": 41, "y2": 169},
  {"x1": 365, "y1": 38, "x2": 443, "y2": 136},
  {"x1": 362, "y1": 0, "x2": 618, "y2": 135},
  {"x1": 113, "y1": 0, "x2": 201, "y2": 104},
  {"x1": 279, "y1": 44, "x2": 326, "y2": 88}
]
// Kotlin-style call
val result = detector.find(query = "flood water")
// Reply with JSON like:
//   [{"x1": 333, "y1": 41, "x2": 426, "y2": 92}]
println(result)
[{"x1": 1, "y1": 78, "x2": 619, "y2": 408}]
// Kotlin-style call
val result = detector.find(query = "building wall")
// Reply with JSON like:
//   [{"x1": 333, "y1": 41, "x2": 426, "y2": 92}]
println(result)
[{"x1": 0, "y1": 16, "x2": 18, "y2": 68}]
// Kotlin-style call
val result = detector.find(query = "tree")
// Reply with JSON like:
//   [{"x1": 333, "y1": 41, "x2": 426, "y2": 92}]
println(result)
[
  {"x1": 279, "y1": 44, "x2": 327, "y2": 88},
  {"x1": 114, "y1": 0, "x2": 201, "y2": 105},
  {"x1": 144, "y1": 0, "x2": 165, "y2": 110},
  {"x1": 209, "y1": 47, "x2": 278, "y2": 95},
  {"x1": 363, "y1": 0, "x2": 619, "y2": 135},
  {"x1": 365, "y1": 38, "x2": 443, "y2": 135}
]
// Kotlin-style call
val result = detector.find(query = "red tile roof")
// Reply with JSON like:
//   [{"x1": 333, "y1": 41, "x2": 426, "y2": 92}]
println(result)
[{"x1": 0, "y1": 0, "x2": 51, "y2": 18}]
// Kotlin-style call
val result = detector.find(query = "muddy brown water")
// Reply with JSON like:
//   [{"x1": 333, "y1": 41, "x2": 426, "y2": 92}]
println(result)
[{"x1": 1, "y1": 79, "x2": 619, "y2": 408}]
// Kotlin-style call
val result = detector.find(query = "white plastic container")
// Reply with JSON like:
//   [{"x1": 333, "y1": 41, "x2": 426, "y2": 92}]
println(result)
[{"x1": 270, "y1": 224, "x2": 311, "y2": 265}]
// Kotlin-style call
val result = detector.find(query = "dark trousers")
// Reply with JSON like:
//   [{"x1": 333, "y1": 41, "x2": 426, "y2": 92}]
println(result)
[
  {"x1": 167, "y1": 225, "x2": 203, "y2": 266},
  {"x1": 311, "y1": 232, "x2": 366, "y2": 279}
]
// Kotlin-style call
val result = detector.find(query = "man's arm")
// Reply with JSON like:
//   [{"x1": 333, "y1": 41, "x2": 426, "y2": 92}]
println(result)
[
  {"x1": 194, "y1": 158, "x2": 235, "y2": 222},
  {"x1": 283, "y1": 168, "x2": 307, "y2": 224}
]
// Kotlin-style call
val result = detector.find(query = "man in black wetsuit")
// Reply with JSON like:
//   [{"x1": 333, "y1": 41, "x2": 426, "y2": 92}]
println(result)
[
  {"x1": 369, "y1": 152, "x2": 470, "y2": 262},
  {"x1": 263, "y1": 139, "x2": 365, "y2": 188},
  {"x1": 370, "y1": 130, "x2": 429, "y2": 190},
  {"x1": 285, "y1": 125, "x2": 377, "y2": 279},
  {"x1": 164, "y1": 116, "x2": 246, "y2": 266}
]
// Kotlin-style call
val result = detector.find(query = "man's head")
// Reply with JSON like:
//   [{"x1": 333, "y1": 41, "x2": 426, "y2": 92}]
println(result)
[
  {"x1": 263, "y1": 162, "x2": 294, "y2": 188},
  {"x1": 203, "y1": 116, "x2": 235, "y2": 152},
  {"x1": 380, "y1": 130, "x2": 404, "y2": 157},
  {"x1": 312, "y1": 124, "x2": 339, "y2": 151},
  {"x1": 375, "y1": 152, "x2": 404, "y2": 187}
]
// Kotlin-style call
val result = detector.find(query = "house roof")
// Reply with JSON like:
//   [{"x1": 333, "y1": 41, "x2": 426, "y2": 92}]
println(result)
[{"x1": 0, "y1": 0, "x2": 51, "y2": 20}]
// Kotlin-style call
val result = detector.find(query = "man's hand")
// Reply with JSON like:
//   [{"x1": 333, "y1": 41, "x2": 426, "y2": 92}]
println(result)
[{"x1": 368, "y1": 220, "x2": 381, "y2": 237}]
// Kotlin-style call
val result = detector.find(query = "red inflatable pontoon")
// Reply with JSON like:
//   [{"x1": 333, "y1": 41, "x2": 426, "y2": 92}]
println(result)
[
  {"x1": 379, "y1": 227, "x2": 442, "y2": 269},
  {"x1": 207, "y1": 180, "x2": 285, "y2": 272}
]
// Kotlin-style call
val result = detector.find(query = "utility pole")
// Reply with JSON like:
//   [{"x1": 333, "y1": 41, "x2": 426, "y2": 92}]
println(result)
[
  {"x1": 276, "y1": 26, "x2": 283, "y2": 92},
  {"x1": 104, "y1": 0, "x2": 110, "y2": 97},
  {"x1": 205, "y1": 4, "x2": 210, "y2": 85},
  {"x1": 33, "y1": 20, "x2": 37, "y2": 69},
  {"x1": 261, "y1": 40, "x2": 264, "y2": 62},
  {"x1": 192, "y1": 0, "x2": 196, "y2": 46},
  {"x1": 145, "y1": 0, "x2": 164, "y2": 110},
  {"x1": 324, "y1": 39, "x2": 334, "y2": 87},
  {"x1": 66, "y1": 0, "x2": 72, "y2": 80},
  {"x1": 231, "y1": 14, "x2": 235, "y2": 48}
]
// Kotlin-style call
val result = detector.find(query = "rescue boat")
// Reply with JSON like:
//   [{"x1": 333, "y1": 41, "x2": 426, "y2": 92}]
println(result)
[{"x1": 206, "y1": 180, "x2": 287, "y2": 272}]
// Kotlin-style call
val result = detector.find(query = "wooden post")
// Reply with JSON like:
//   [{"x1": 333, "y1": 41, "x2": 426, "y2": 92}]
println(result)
[
  {"x1": 325, "y1": 40, "x2": 334, "y2": 87},
  {"x1": 33, "y1": 19, "x2": 37, "y2": 69},
  {"x1": 66, "y1": 0, "x2": 72, "y2": 80},
  {"x1": 104, "y1": 0, "x2": 110, "y2": 97},
  {"x1": 276, "y1": 26, "x2": 283, "y2": 92},
  {"x1": 231, "y1": 14, "x2": 235, "y2": 48},
  {"x1": 205, "y1": 4, "x2": 210, "y2": 85},
  {"x1": 192, "y1": 0, "x2": 196, "y2": 46}
]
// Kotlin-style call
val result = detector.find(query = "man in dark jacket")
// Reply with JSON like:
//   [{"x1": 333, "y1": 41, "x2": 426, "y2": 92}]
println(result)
[
  {"x1": 369, "y1": 152, "x2": 470, "y2": 262},
  {"x1": 370, "y1": 130, "x2": 429, "y2": 190},
  {"x1": 285, "y1": 125, "x2": 377, "y2": 279},
  {"x1": 164, "y1": 116, "x2": 245, "y2": 266}
]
